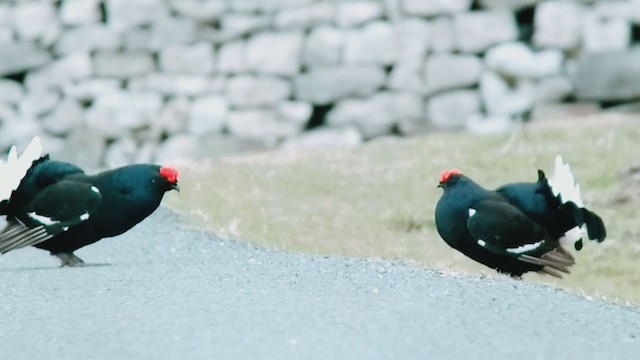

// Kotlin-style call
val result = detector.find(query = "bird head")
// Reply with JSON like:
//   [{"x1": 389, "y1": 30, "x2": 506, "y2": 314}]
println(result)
[
  {"x1": 438, "y1": 169, "x2": 463, "y2": 189},
  {"x1": 160, "y1": 166, "x2": 180, "y2": 192}
]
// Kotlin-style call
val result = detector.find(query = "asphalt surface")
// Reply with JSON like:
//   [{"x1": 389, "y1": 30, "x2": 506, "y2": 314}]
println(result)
[{"x1": 0, "y1": 208, "x2": 638, "y2": 359}]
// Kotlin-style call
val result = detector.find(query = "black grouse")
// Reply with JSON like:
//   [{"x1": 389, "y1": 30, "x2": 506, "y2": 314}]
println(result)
[
  {"x1": 0, "y1": 137, "x2": 180, "y2": 266},
  {"x1": 434, "y1": 156, "x2": 606, "y2": 278}
]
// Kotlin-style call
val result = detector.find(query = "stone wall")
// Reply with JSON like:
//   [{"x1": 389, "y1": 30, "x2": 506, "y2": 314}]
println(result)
[{"x1": 0, "y1": 0, "x2": 638, "y2": 166}]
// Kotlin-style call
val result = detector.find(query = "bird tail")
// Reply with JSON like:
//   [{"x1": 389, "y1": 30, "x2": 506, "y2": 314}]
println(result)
[
  {"x1": 0, "y1": 137, "x2": 43, "y2": 204},
  {"x1": 546, "y1": 156, "x2": 607, "y2": 249},
  {"x1": 547, "y1": 155, "x2": 583, "y2": 207}
]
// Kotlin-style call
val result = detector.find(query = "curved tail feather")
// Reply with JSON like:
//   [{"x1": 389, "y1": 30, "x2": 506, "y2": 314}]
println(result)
[{"x1": 0, "y1": 137, "x2": 43, "y2": 203}]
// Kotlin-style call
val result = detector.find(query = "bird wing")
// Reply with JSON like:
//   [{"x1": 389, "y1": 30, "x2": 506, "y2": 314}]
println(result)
[
  {"x1": 466, "y1": 199, "x2": 575, "y2": 277},
  {"x1": 0, "y1": 181, "x2": 102, "y2": 254}
]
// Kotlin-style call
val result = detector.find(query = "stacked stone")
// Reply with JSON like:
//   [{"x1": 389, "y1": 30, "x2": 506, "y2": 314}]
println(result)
[{"x1": 0, "y1": 0, "x2": 638, "y2": 166}]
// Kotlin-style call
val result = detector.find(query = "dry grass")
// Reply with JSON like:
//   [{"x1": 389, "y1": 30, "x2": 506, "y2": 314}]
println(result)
[{"x1": 164, "y1": 114, "x2": 640, "y2": 305}]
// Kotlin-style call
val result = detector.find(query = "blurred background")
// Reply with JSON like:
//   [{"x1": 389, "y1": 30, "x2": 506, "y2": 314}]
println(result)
[{"x1": 0, "y1": 0, "x2": 638, "y2": 167}]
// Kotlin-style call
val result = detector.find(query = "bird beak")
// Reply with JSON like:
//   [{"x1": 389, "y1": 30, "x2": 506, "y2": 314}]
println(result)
[
  {"x1": 437, "y1": 183, "x2": 443, "y2": 188},
  {"x1": 171, "y1": 184, "x2": 180, "y2": 192}
]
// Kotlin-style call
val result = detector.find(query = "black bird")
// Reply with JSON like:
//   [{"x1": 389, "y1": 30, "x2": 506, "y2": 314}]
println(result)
[
  {"x1": 0, "y1": 137, "x2": 180, "y2": 266},
  {"x1": 435, "y1": 157, "x2": 606, "y2": 278}
]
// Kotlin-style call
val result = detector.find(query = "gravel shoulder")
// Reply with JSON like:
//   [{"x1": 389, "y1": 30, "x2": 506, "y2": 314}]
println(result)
[{"x1": 0, "y1": 208, "x2": 638, "y2": 359}]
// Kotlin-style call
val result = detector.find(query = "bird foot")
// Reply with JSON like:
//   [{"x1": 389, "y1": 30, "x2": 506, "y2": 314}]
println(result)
[{"x1": 54, "y1": 253, "x2": 85, "y2": 267}]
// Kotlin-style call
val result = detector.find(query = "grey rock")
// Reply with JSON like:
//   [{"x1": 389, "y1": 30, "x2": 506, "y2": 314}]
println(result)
[
  {"x1": 153, "y1": 97, "x2": 190, "y2": 136},
  {"x1": 0, "y1": 27, "x2": 10, "y2": 43},
  {"x1": 148, "y1": 17, "x2": 198, "y2": 50},
  {"x1": 220, "y1": 14, "x2": 272, "y2": 36},
  {"x1": 0, "y1": 101, "x2": 17, "y2": 122},
  {"x1": 454, "y1": 10, "x2": 518, "y2": 53},
  {"x1": 217, "y1": 41, "x2": 247, "y2": 74},
  {"x1": 388, "y1": 61, "x2": 426, "y2": 93},
  {"x1": 274, "y1": 101, "x2": 312, "y2": 126},
  {"x1": 25, "y1": 54, "x2": 92, "y2": 91},
  {"x1": 169, "y1": 0, "x2": 225, "y2": 22},
  {"x1": 0, "y1": 42, "x2": 52, "y2": 76},
  {"x1": 582, "y1": 13, "x2": 629, "y2": 53},
  {"x1": 19, "y1": 90, "x2": 61, "y2": 118},
  {"x1": 54, "y1": 127, "x2": 106, "y2": 167},
  {"x1": 592, "y1": 1, "x2": 633, "y2": 20},
  {"x1": 534, "y1": 1, "x2": 584, "y2": 49},
  {"x1": 345, "y1": 21, "x2": 396, "y2": 65},
  {"x1": 573, "y1": 49, "x2": 640, "y2": 101},
  {"x1": 159, "y1": 43, "x2": 215, "y2": 74},
  {"x1": 246, "y1": 31, "x2": 304, "y2": 75},
  {"x1": 105, "y1": 138, "x2": 138, "y2": 168},
  {"x1": 128, "y1": 74, "x2": 222, "y2": 96},
  {"x1": 55, "y1": 24, "x2": 120, "y2": 55},
  {"x1": 197, "y1": 133, "x2": 269, "y2": 159},
  {"x1": 336, "y1": 1, "x2": 383, "y2": 27},
  {"x1": 0, "y1": 80, "x2": 24, "y2": 105},
  {"x1": 281, "y1": 126, "x2": 363, "y2": 151},
  {"x1": 480, "y1": 72, "x2": 534, "y2": 116},
  {"x1": 531, "y1": 102, "x2": 600, "y2": 121},
  {"x1": 227, "y1": 109, "x2": 303, "y2": 142},
  {"x1": 426, "y1": 90, "x2": 480, "y2": 130},
  {"x1": 466, "y1": 114, "x2": 517, "y2": 136},
  {"x1": 485, "y1": 42, "x2": 564, "y2": 79},
  {"x1": 534, "y1": 76, "x2": 573, "y2": 103},
  {"x1": 123, "y1": 27, "x2": 152, "y2": 50},
  {"x1": 134, "y1": 141, "x2": 157, "y2": 164},
  {"x1": 0, "y1": 118, "x2": 42, "y2": 151},
  {"x1": 94, "y1": 52, "x2": 154, "y2": 78},
  {"x1": 40, "y1": 98, "x2": 84, "y2": 136},
  {"x1": 401, "y1": 0, "x2": 471, "y2": 16},
  {"x1": 63, "y1": 79, "x2": 122, "y2": 102},
  {"x1": 0, "y1": 5, "x2": 13, "y2": 42},
  {"x1": 396, "y1": 115, "x2": 430, "y2": 136},
  {"x1": 12, "y1": 1, "x2": 59, "y2": 42},
  {"x1": 227, "y1": 75, "x2": 291, "y2": 107},
  {"x1": 425, "y1": 54, "x2": 482, "y2": 94},
  {"x1": 188, "y1": 95, "x2": 229, "y2": 135},
  {"x1": 38, "y1": 136, "x2": 67, "y2": 160},
  {"x1": 429, "y1": 17, "x2": 456, "y2": 53},
  {"x1": 106, "y1": 0, "x2": 168, "y2": 30},
  {"x1": 303, "y1": 26, "x2": 345, "y2": 66},
  {"x1": 87, "y1": 91, "x2": 163, "y2": 136},
  {"x1": 327, "y1": 92, "x2": 423, "y2": 138},
  {"x1": 155, "y1": 134, "x2": 201, "y2": 163},
  {"x1": 479, "y1": 0, "x2": 539, "y2": 10},
  {"x1": 275, "y1": 2, "x2": 334, "y2": 29},
  {"x1": 394, "y1": 18, "x2": 431, "y2": 61},
  {"x1": 384, "y1": 0, "x2": 403, "y2": 21},
  {"x1": 294, "y1": 66, "x2": 386, "y2": 104},
  {"x1": 229, "y1": 0, "x2": 315, "y2": 13},
  {"x1": 60, "y1": 0, "x2": 102, "y2": 25}
]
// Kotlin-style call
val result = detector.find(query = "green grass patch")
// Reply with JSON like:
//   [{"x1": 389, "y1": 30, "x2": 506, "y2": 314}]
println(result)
[{"x1": 165, "y1": 114, "x2": 640, "y2": 305}]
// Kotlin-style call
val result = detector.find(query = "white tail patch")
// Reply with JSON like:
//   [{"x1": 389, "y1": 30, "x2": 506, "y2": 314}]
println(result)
[
  {"x1": 558, "y1": 226, "x2": 584, "y2": 248},
  {"x1": 547, "y1": 155, "x2": 584, "y2": 208},
  {"x1": 0, "y1": 137, "x2": 43, "y2": 202}
]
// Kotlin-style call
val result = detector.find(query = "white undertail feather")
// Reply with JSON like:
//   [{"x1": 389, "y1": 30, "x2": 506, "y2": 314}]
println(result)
[
  {"x1": 558, "y1": 226, "x2": 584, "y2": 248},
  {"x1": 547, "y1": 155, "x2": 584, "y2": 208},
  {"x1": 548, "y1": 155, "x2": 587, "y2": 249},
  {"x1": 0, "y1": 136, "x2": 43, "y2": 202}
]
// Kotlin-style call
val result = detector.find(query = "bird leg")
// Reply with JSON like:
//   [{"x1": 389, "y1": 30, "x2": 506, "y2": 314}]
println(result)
[{"x1": 53, "y1": 253, "x2": 85, "y2": 267}]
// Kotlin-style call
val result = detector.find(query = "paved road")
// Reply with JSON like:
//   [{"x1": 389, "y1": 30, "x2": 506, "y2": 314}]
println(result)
[{"x1": 0, "y1": 208, "x2": 638, "y2": 359}]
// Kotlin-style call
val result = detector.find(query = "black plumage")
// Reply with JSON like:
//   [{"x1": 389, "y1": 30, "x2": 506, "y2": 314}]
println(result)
[
  {"x1": 0, "y1": 154, "x2": 180, "y2": 266},
  {"x1": 435, "y1": 161, "x2": 606, "y2": 278}
]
